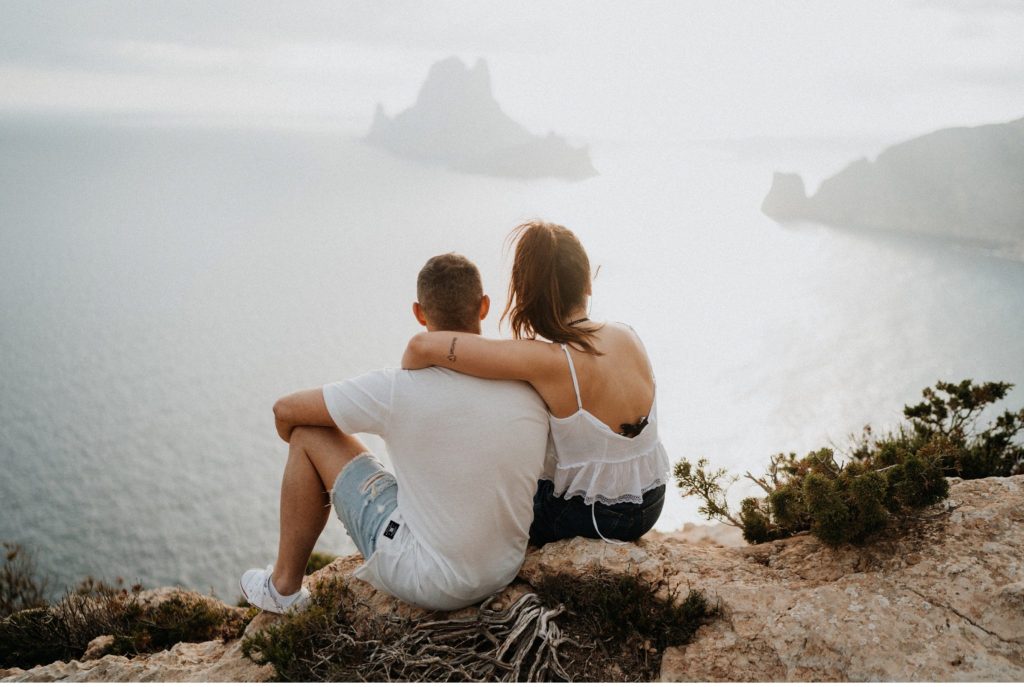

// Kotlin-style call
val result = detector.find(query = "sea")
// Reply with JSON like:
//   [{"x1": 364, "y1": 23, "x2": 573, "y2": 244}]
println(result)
[{"x1": 2, "y1": 116, "x2": 1023, "y2": 601}]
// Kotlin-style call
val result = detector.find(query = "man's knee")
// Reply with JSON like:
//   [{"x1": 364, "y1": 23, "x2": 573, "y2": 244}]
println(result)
[
  {"x1": 291, "y1": 426, "x2": 369, "y2": 475},
  {"x1": 288, "y1": 425, "x2": 322, "y2": 446},
  {"x1": 289, "y1": 425, "x2": 347, "y2": 449}
]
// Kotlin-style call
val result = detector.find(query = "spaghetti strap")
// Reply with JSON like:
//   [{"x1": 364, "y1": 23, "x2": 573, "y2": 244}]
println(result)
[{"x1": 560, "y1": 344, "x2": 583, "y2": 410}]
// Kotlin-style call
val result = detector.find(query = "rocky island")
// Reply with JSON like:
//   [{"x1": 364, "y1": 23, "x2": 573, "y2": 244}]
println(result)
[
  {"x1": 762, "y1": 116, "x2": 1024, "y2": 253},
  {"x1": 366, "y1": 57, "x2": 597, "y2": 181}
]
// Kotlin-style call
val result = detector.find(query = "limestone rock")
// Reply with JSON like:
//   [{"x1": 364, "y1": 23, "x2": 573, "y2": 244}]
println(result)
[
  {"x1": 4, "y1": 476, "x2": 1022, "y2": 682},
  {"x1": 80, "y1": 635, "x2": 114, "y2": 662},
  {"x1": 656, "y1": 475, "x2": 1024, "y2": 681},
  {"x1": 651, "y1": 521, "x2": 746, "y2": 548},
  {"x1": 1, "y1": 640, "x2": 273, "y2": 683}
]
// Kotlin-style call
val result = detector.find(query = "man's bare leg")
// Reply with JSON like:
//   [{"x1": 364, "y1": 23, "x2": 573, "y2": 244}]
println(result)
[{"x1": 271, "y1": 425, "x2": 368, "y2": 595}]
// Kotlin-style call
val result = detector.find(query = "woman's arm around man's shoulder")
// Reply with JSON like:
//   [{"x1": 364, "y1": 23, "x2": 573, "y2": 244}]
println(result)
[{"x1": 402, "y1": 331, "x2": 563, "y2": 384}]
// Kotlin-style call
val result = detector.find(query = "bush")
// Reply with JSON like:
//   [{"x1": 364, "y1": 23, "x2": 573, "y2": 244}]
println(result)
[
  {"x1": 533, "y1": 568, "x2": 715, "y2": 681},
  {"x1": 675, "y1": 379, "x2": 1023, "y2": 546},
  {"x1": 108, "y1": 592, "x2": 251, "y2": 657},
  {"x1": 1, "y1": 581, "x2": 137, "y2": 668},
  {"x1": 242, "y1": 577, "x2": 379, "y2": 682},
  {"x1": 0, "y1": 573, "x2": 249, "y2": 669}
]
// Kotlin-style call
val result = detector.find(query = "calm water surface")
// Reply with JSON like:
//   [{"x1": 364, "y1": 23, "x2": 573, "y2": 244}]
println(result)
[{"x1": 2, "y1": 120, "x2": 1022, "y2": 600}]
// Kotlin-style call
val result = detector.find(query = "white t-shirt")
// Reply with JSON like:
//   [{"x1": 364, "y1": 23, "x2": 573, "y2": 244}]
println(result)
[{"x1": 322, "y1": 367, "x2": 548, "y2": 611}]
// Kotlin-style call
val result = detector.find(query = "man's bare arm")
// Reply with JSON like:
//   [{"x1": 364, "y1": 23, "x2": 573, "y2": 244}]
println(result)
[{"x1": 272, "y1": 388, "x2": 335, "y2": 442}]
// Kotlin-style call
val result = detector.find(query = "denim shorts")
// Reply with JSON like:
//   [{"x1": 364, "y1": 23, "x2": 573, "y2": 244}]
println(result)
[
  {"x1": 529, "y1": 480, "x2": 666, "y2": 546},
  {"x1": 331, "y1": 453, "x2": 399, "y2": 559}
]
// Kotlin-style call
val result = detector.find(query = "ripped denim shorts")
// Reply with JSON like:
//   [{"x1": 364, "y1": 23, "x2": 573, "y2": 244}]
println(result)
[{"x1": 331, "y1": 453, "x2": 399, "y2": 559}]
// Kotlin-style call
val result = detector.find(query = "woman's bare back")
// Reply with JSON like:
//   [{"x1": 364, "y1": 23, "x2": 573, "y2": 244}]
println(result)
[{"x1": 534, "y1": 322, "x2": 656, "y2": 432}]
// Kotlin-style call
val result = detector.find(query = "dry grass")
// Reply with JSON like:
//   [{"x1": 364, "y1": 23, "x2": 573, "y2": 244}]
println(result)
[{"x1": 242, "y1": 569, "x2": 715, "y2": 682}]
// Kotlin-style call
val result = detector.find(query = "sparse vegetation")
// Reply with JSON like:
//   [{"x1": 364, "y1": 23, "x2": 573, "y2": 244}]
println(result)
[
  {"x1": 676, "y1": 379, "x2": 1024, "y2": 546},
  {"x1": 0, "y1": 550, "x2": 250, "y2": 670},
  {"x1": 304, "y1": 550, "x2": 336, "y2": 575},
  {"x1": 533, "y1": 568, "x2": 715, "y2": 681},
  {"x1": 243, "y1": 569, "x2": 715, "y2": 682},
  {"x1": 1, "y1": 542, "x2": 48, "y2": 618}
]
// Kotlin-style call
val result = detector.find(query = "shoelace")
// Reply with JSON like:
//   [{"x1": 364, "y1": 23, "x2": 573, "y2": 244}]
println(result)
[
  {"x1": 264, "y1": 573, "x2": 284, "y2": 614},
  {"x1": 262, "y1": 567, "x2": 286, "y2": 613}
]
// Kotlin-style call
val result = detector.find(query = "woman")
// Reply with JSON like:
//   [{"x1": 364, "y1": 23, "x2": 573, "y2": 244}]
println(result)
[{"x1": 402, "y1": 220, "x2": 669, "y2": 545}]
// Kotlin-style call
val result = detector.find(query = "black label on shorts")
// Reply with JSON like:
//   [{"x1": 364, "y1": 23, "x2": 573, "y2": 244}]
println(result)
[{"x1": 384, "y1": 520, "x2": 400, "y2": 539}]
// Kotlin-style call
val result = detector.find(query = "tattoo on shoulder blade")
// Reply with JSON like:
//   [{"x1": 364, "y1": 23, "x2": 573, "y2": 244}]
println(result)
[{"x1": 447, "y1": 336, "x2": 458, "y2": 362}]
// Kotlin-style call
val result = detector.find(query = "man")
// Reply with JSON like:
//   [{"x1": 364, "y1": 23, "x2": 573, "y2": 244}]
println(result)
[{"x1": 240, "y1": 253, "x2": 549, "y2": 612}]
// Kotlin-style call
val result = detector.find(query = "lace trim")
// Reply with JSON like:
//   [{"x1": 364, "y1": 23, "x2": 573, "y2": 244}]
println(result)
[
  {"x1": 559, "y1": 476, "x2": 669, "y2": 506},
  {"x1": 544, "y1": 444, "x2": 671, "y2": 506}
]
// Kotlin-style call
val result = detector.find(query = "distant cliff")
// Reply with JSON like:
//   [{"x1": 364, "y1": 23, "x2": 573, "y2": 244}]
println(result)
[
  {"x1": 762, "y1": 117, "x2": 1024, "y2": 250},
  {"x1": 366, "y1": 57, "x2": 597, "y2": 181}
]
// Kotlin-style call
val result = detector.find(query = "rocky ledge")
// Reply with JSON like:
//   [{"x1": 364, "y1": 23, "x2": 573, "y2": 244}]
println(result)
[{"x1": 3, "y1": 476, "x2": 1022, "y2": 682}]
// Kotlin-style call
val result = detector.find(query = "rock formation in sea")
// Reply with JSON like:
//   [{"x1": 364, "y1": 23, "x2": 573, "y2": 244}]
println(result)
[
  {"x1": 3, "y1": 475, "x2": 1022, "y2": 682},
  {"x1": 762, "y1": 116, "x2": 1024, "y2": 250},
  {"x1": 366, "y1": 56, "x2": 597, "y2": 181}
]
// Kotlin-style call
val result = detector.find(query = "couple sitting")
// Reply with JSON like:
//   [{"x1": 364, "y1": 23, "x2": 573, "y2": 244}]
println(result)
[{"x1": 240, "y1": 221, "x2": 670, "y2": 613}]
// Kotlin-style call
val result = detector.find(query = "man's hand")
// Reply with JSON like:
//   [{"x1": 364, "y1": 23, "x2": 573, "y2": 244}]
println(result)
[{"x1": 272, "y1": 388, "x2": 335, "y2": 442}]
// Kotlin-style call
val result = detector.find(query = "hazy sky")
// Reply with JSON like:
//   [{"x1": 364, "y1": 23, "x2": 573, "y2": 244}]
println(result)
[{"x1": 2, "y1": 0, "x2": 1023, "y2": 142}]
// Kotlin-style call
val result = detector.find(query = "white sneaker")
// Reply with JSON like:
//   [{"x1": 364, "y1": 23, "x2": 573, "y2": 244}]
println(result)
[{"x1": 239, "y1": 565, "x2": 311, "y2": 614}]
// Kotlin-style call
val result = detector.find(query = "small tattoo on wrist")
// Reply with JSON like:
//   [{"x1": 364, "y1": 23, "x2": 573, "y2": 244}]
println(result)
[{"x1": 447, "y1": 336, "x2": 458, "y2": 362}]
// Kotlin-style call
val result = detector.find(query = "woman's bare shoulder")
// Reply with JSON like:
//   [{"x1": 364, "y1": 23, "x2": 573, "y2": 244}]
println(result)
[{"x1": 596, "y1": 321, "x2": 646, "y2": 347}]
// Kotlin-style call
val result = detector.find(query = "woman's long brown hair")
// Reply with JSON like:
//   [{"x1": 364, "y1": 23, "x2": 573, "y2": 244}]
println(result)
[{"x1": 501, "y1": 220, "x2": 602, "y2": 355}]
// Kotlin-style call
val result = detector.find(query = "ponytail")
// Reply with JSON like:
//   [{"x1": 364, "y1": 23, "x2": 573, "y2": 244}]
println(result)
[{"x1": 501, "y1": 221, "x2": 601, "y2": 355}]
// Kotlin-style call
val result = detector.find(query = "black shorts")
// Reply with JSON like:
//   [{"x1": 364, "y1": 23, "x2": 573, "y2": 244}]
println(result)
[{"x1": 528, "y1": 480, "x2": 665, "y2": 546}]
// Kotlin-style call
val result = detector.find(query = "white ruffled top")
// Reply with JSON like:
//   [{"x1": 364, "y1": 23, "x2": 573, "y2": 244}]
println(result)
[{"x1": 541, "y1": 343, "x2": 671, "y2": 506}]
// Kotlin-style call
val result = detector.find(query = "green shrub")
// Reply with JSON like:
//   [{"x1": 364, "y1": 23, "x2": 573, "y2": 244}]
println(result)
[
  {"x1": 675, "y1": 379, "x2": 1022, "y2": 546},
  {"x1": 108, "y1": 592, "x2": 249, "y2": 656},
  {"x1": 802, "y1": 473, "x2": 851, "y2": 546},
  {"x1": 738, "y1": 497, "x2": 778, "y2": 543},
  {"x1": 241, "y1": 577, "x2": 374, "y2": 682}
]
